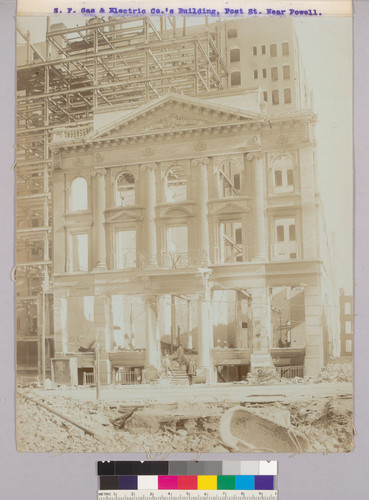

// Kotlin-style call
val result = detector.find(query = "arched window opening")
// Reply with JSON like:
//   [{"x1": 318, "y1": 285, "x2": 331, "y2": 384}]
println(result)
[
  {"x1": 70, "y1": 177, "x2": 88, "y2": 212},
  {"x1": 116, "y1": 171, "x2": 135, "y2": 206},
  {"x1": 218, "y1": 160, "x2": 242, "y2": 198},
  {"x1": 165, "y1": 165, "x2": 187, "y2": 203}
]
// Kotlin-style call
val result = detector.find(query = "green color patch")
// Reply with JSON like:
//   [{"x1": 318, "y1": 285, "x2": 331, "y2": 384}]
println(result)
[{"x1": 217, "y1": 475, "x2": 236, "y2": 490}]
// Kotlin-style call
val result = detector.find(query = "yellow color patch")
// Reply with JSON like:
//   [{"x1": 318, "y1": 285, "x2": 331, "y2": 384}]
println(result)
[{"x1": 197, "y1": 476, "x2": 217, "y2": 490}]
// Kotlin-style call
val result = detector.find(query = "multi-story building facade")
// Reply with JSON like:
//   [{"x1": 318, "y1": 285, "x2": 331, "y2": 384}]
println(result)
[
  {"x1": 16, "y1": 16, "x2": 339, "y2": 384},
  {"x1": 50, "y1": 86, "x2": 337, "y2": 384}
]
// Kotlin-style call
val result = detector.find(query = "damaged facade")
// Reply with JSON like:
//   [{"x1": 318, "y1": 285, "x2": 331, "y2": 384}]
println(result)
[{"x1": 16, "y1": 16, "x2": 340, "y2": 385}]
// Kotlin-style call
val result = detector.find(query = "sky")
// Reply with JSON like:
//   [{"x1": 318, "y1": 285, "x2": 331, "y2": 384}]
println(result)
[{"x1": 17, "y1": 15, "x2": 353, "y2": 293}]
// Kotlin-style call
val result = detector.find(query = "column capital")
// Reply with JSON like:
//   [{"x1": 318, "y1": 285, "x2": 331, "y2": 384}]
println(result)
[
  {"x1": 141, "y1": 162, "x2": 157, "y2": 172},
  {"x1": 91, "y1": 167, "x2": 107, "y2": 177},
  {"x1": 246, "y1": 152, "x2": 264, "y2": 162},
  {"x1": 191, "y1": 156, "x2": 210, "y2": 167}
]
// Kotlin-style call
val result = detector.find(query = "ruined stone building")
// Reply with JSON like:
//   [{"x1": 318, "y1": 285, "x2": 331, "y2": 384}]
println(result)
[{"x1": 16, "y1": 16, "x2": 340, "y2": 385}]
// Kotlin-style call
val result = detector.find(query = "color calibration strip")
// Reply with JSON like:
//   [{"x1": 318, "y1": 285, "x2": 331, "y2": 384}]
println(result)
[
  {"x1": 99, "y1": 474, "x2": 274, "y2": 491},
  {"x1": 98, "y1": 492, "x2": 278, "y2": 500},
  {"x1": 98, "y1": 461, "x2": 277, "y2": 491}
]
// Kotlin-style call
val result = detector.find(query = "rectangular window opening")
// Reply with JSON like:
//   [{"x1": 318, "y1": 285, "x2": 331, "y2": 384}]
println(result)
[
  {"x1": 270, "y1": 44, "x2": 277, "y2": 57},
  {"x1": 230, "y1": 48, "x2": 240, "y2": 63},
  {"x1": 71, "y1": 233, "x2": 88, "y2": 272},
  {"x1": 283, "y1": 65, "x2": 291, "y2": 80},
  {"x1": 272, "y1": 89, "x2": 279, "y2": 105},
  {"x1": 275, "y1": 170, "x2": 283, "y2": 186},
  {"x1": 284, "y1": 88, "x2": 292, "y2": 104},
  {"x1": 345, "y1": 321, "x2": 352, "y2": 334},
  {"x1": 116, "y1": 230, "x2": 136, "y2": 270},
  {"x1": 220, "y1": 221, "x2": 243, "y2": 263},
  {"x1": 344, "y1": 302, "x2": 351, "y2": 315},
  {"x1": 165, "y1": 225, "x2": 189, "y2": 268},
  {"x1": 287, "y1": 169, "x2": 294, "y2": 186},
  {"x1": 277, "y1": 226, "x2": 284, "y2": 242},
  {"x1": 271, "y1": 67, "x2": 278, "y2": 81},
  {"x1": 231, "y1": 71, "x2": 241, "y2": 86},
  {"x1": 282, "y1": 42, "x2": 289, "y2": 56}
]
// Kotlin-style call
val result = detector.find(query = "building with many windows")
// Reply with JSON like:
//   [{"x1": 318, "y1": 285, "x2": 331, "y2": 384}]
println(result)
[{"x1": 16, "y1": 16, "x2": 339, "y2": 385}]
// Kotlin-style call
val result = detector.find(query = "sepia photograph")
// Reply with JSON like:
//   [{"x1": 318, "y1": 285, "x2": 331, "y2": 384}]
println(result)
[{"x1": 15, "y1": 13, "x2": 353, "y2": 453}]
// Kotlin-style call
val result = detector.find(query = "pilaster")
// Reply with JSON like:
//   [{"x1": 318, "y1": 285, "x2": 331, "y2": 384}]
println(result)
[
  {"x1": 91, "y1": 168, "x2": 107, "y2": 270},
  {"x1": 247, "y1": 152, "x2": 267, "y2": 261},
  {"x1": 192, "y1": 157, "x2": 210, "y2": 265}
]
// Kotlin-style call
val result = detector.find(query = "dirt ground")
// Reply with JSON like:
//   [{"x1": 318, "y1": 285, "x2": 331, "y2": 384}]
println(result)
[{"x1": 16, "y1": 362, "x2": 354, "y2": 454}]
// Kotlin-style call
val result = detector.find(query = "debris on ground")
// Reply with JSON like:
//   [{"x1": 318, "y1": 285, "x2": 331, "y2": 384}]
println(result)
[
  {"x1": 246, "y1": 367, "x2": 281, "y2": 385},
  {"x1": 16, "y1": 387, "x2": 353, "y2": 453}
]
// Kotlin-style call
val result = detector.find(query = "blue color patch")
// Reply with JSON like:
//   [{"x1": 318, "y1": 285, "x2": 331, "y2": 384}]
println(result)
[{"x1": 235, "y1": 475, "x2": 255, "y2": 490}]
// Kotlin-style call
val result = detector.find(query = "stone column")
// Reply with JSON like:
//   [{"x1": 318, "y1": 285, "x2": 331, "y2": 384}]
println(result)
[
  {"x1": 94, "y1": 295, "x2": 111, "y2": 384},
  {"x1": 196, "y1": 271, "x2": 214, "y2": 383},
  {"x1": 144, "y1": 163, "x2": 157, "y2": 267},
  {"x1": 144, "y1": 296, "x2": 160, "y2": 372},
  {"x1": 92, "y1": 168, "x2": 107, "y2": 270},
  {"x1": 250, "y1": 286, "x2": 274, "y2": 369},
  {"x1": 192, "y1": 157, "x2": 210, "y2": 265},
  {"x1": 53, "y1": 295, "x2": 68, "y2": 356},
  {"x1": 304, "y1": 280, "x2": 325, "y2": 376},
  {"x1": 247, "y1": 153, "x2": 267, "y2": 261}
]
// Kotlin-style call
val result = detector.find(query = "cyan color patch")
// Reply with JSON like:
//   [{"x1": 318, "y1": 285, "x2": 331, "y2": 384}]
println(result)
[{"x1": 235, "y1": 475, "x2": 255, "y2": 490}]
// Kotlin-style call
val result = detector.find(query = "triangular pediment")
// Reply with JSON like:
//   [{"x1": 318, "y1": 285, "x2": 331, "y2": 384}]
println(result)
[
  {"x1": 105, "y1": 209, "x2": 143, "y2": 224},
  {"x1": 89, "y1": 93, "x2": 262, "y2": 141},
  {"x1": 211, "y1": 201, "x2": 247, "y2": 215}
]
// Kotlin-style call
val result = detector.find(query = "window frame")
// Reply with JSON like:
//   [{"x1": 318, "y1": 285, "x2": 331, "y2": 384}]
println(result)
[
  {"x1": 270, "y1": 43, "x2": 277, "y2": 57},
  {"x1": 115, "y1": 170, "x2": 136, "y2": 207},
  {"x1": 283, "y1": 65, "x2": 291, "y2": 80},
  {"x1": 115, "y1": 227, "x2": 137, "y2": 270},
  {"x1": 272, "y1": 156, "x2": 295, "y2": 193},
  {"x1": 219, "y1": 219, "x2": 244, "y2": 263},
  {"x1": 67, "y1": 230, "x2": 89, "y2": 273},
  {"x1": 272, "y1": 89, "x2": 279, "y2": 105},
  {"x1": 69, "y1": 176, "x2": 88, "y2": 212},
  {"x1": 284, "y1": 88, "x2": 292, "y2": 104},
  {"x1": 217, "y1": 159, "x2": 243, "y2": 199},
  {"x1": 165, "y1": 164, "x2": 187, "y2": 203},
  {"x1": 231, "y1": 70, "x2": 241, "y2": 86},
  {"x1": 230, "y1": 47, "x2": 241, "y2": 63}
]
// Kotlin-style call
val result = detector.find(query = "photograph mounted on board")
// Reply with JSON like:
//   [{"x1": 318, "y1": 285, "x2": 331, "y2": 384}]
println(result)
[{"x1": 16, "y1": 12, "x2": 353, "y2": 453}]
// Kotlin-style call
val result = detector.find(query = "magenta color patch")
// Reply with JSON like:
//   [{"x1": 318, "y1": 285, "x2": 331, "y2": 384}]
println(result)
[{"x1": 158, "y1": 475, "x2": 179, "y2": 490}]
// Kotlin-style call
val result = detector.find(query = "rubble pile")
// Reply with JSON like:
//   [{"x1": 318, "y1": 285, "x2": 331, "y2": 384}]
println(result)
[
  {"x1": 16, "y1": 391, "x2": 230, "y2": 453},
  {"x1": 316, "y1": 363, "x2": 353, "y2": 383},
  {"x1": 16, "y1": 364, "x2": 353, "y2": 454},
  {"x1": 282, "y1": 361, "x2": 353, "y2": 384},
  {"x1": 288, "y1": 398, "x2": 353, "y2": 452},
  {"x1": 246, "y1": 367, "x2": 281, "y2": 385}
]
